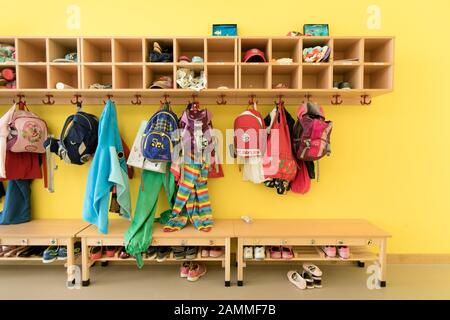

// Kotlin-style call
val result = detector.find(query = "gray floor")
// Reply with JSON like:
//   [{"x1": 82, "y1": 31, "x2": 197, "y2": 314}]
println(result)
[{"x1": 1, "y1": 263, "x2": 449, "y2": 300}]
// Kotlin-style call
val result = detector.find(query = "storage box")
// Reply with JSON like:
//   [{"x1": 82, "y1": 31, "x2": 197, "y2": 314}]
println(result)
[
  {"x1": 212, "y1": 24, "x2": 238, "y2": 36},
  {"x1": 303, "y1": 24, "x2": 329, "y2": 36}
]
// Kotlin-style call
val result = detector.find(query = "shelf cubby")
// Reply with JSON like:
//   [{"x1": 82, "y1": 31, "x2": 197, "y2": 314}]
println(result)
[
  {"x1": 207, "y1": 64, "x2": 236, "y2": 89},
  {"x1": 333, "y1": 38, "x2": 362, "y2": 63},
  {"x1": 175, "y1": 38, "x2": 205, "y2": 63},
  {"x1": 364, "y1": 38, "x2": 393, "y2": 63},
  {"x1": 271, "y1": 38, "x2": 300, "y2": 63},
  {"x1": 302, "y1": 64, "x2": 331, "y2": 89},
  {"x1": 16, "y1": 38, "x2": 46, "y2": 63},
  {"x1": 363, "y1": 65, "x2": 392, "y2": 89},
  {"x1": 0, "y1": 65, "x2": 16, "y2": 88},
  {"x1": 240, "y1": 64, "x2": 270, "y2": 89},
  {"x1": 113, "y1": 38, "x2": 143, "y2": 63},
  {"x1": 206, "y1": 38, "x2": 236, "y2": 63},
  {"x1": 49, "y1": 64, "x2": 79, "y2": 89},
  {"x1": 0, "y1": 38, "x2": 16, "y2": 63},
  {"x1": 48, "y1": 38, "x2": 78, "y2": 63},
  {"x1": 82, "y1": 38, "x2": 112, "y2": 63},
  {"x1": 332, "y1": 65, "x2": 362, "y2": 89},
  {"x1": 302, "y1": 37, "x2": 332, "y2": 63},
  {"x1": 145, "y1": 64, "x2": 174, "y2": 89},
  {"x1": 176, "y1": 64, "x2": 205, "y2": 89},
  {"x1": 271, "y1": 64, "x2": 300, "y2": 89},
  {"x1": 146, "y1": 38, "x2": 174, "y2": 63},
  {"x1": 240, "y1": 38, "x2": 270, "y2": 63},
  {"x1": 17, "y1": 65, "x2": 47, "y2": 88},
  {"x1": 114, "y1": 65, "x2": 143, "y2": 89},
  {"x1": 82, "y1": 64, "x2": 113, "y2": 89}
]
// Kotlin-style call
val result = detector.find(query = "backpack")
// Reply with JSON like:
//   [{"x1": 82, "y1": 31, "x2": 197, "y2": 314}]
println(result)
[
  {"x1": 7, "y1": 105, "x2": 48, "y2": 153},
  {"x1": 234, "y1": 102, "x2": 266, "y2": 158},
  {"x1": 142, "y1": 103, "x2": 179, "y2": 162},
  {"x1": 293, "y1": 102, "x2": 332, "y2": 161}
]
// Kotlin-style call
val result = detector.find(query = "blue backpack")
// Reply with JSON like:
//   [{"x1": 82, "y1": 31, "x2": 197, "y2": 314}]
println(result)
[{"x1": 142, "y1": 104, "x2": 179, "y2": 162}]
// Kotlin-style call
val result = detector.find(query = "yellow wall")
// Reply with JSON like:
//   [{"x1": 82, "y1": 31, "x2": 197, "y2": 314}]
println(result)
[{"x1": 1, "y1": 0, "x2": 449, "y2": 254}]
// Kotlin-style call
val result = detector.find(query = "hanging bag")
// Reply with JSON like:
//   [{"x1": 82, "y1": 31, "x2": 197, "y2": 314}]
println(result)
[{"x1": 291, "y1": 160, "x2": 311, "y2": 194}]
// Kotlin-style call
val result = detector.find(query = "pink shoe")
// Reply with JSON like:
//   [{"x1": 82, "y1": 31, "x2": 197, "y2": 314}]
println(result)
[
  {"x1": 338, "y1": 246, "x2": 350, "y2": 259},
  {"x1": 281, "y1": 246, "x2": 294, "y2": 259},
  {"x1": 187, "y1": 263, "x2": 207, "y2": 282},
  {"x1": 322, "y1": 246, "x2": 337, "y2": 258},
  {"x1": 180, "y1": 262, "x2": 191, "y2": 278},
  {"x1": 209, "y1": 247, "x2": 224, "y2": 258},
  {"x1": 270, "y1": 246, "x2": 282, "y2": 259},
  {"x1": 201, "y1": 247, "x2": 210, "y2": 258}
]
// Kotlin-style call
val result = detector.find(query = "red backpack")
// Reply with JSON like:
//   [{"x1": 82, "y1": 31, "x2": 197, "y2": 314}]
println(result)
[{"x1": 233, "y1": 102, "x2": 265, "y2": 158}]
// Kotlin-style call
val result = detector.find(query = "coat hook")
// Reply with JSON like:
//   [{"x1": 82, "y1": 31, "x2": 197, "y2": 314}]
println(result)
[
  {"x1": 13, "y1": 94, "x2": 25, "y2": 104},
  {"x1": 274, "y1": 94, "x2": 284, "y2": 106},
  {"x1": 131, "y1": 94, "x2": 142, "y2": 105},
  {"x1": 248, "y1": 94, "x2": 258, "y2": 105},
  {"x1": 331, "y1": 94, "x2": 343, "y2": 105},
  {"x1": 70, "y1": 94, "x2": 82, "y2": 105},
  {"x1": 191, "y1": 93, "x2": 198, "y2": 104},
  {"x1": 216, "y1": 94, "x2": 227, "y2": 105},
  {"x1": 160, "y1": 94, "x2": 170, "y2": 105},
  {"x1": 103, "y1": 94, "x2": 114, "y2": 104},
  {"x1": 42, "y1": 94, "x2": 55, "y2": 105},
  {"x1": 360, "y1": 94, "x2": 372, "y2": 105},
  {"x1": 304, "y1": 94, "x2": 312, "y2": 103}
]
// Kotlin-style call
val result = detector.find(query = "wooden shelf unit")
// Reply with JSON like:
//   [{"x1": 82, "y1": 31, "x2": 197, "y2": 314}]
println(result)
[{"x1": 0, "y1": 36, "x2": 393, "y2": 104}]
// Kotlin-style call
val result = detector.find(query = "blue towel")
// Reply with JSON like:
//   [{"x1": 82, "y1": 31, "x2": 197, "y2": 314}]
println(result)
[{"x1": 82, "y1": 100, "x2": 131, "y2": 234}]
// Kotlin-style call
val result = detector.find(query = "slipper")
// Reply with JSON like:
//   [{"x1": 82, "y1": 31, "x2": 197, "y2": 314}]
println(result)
[
  {"x1": 287, "y1": 271, "x2": 307, "y2": 289},
  {"x1": 270, "y1": 246, "x2": 282, "y2": 259},
  {"x1": 4, "y1": 246, "x2": 25, "y2": 257},
  {"x1": 0, "y1": 246, "x2": 16, "y2": 257},
  {"x1": 281, "y1": 246, "x2": 294, "y2": 259},
  {"x1": 104, "y1": 246, "x2": 117, "y2": 258},
  {"x1": 89, "y1": 246, "x2": 103, "y2": 261},
  {"x1": 201, "y1": 247, "x2": 210, "y2": 258}
]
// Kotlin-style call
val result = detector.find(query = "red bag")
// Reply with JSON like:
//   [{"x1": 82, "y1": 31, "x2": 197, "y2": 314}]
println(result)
[
  {"x1": 263, "y1": 103, "x2": 297, "y2": 181},
  {"x1": 291, "y1": 160, "x2": 311, "y2": 194}
]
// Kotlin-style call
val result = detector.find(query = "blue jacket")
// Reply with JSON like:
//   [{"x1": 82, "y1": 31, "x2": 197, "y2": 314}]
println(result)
[{"x1": 82, "y1": 100, "x2": 131, "y2": 233}]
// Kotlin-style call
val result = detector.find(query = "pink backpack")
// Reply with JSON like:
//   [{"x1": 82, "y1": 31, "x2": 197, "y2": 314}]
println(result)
[
  {"x1": 7, "y1": 105, "x2": 48, "y2": 153},
  {"x1": 234, "y1": 102, "x2": 266, "y2": 158}
]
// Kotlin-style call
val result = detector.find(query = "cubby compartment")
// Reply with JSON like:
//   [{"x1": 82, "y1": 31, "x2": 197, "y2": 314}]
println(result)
[
  {"x1": 82, "y1": 64, "x2": 113, "y2": 89},
  {"x1": 332, "y1": 65, "x2": 362, "y2": 89},
  {"x1": 145, "y1": 64, "x2": 174, "y2": 89},
  {"x1": 302, "y1": 37, "x2": 332, "y2": 63},
  {"x1": 82, "y1": 38, "x2": 112, "y2": 63},
  {"x1": 364, "y1": 38, "x2": 393, "y2": 63},
  {"x1": 240, "y1": 64, "x2": 270, "y2": 89},
  {"x1": 114, "y1": 65, "x2": 143, "y2": 89},
  {"x1": 48, "y1": 38, "x2": 78, "y2": 63},
  {"x1": 207, "y1": 65, "x2": 236, "y2": 89},
  {"x1": 271, "y1": 38, "x2": 300, "y2": 63},
  {"x1": 271, "y1": 64, "x2": 300, "y2": 89},
  {"x1": 0, "y1": 38, "x2": 16, "y2": 63},
  {"x1": 206, "y1": 38, "x2": 236, "y2": 62},
  {"x1": 17, "y1": 65, "x2": 47, "y2": 88},
  {"x1": 363, "y1": 65, "x2": 392, "y2": 89},
  {"x1": 240, "y1": 38, "x2": 270, "y2": 63},
  {"x1": 302, "y1": 64, "x2": 331, "y2": 89},
  {"x1": 146, "y1": 38, "x2": 174, "y2": 63},
  {"x1": 175, "y1": 38, "x2": 205, "y2": 63},
  {"x1": 114, "y1": 38, "x2": 143, "y2": 63},
  {"x1": 0, "y1": 66, "x2": 16, "y2": 88},
  {"x1": 17, "y1": 38, "x2": 46, "y2": 63},
  {"x1": 49, "y1": 64, "x2": 78, "y2": 89},
  {"x1": 176, "y1": 64, "x2": 206, "y2": 89},
  {"x1": 333, "y1": 38, "x2": 362, "y2": 63}
]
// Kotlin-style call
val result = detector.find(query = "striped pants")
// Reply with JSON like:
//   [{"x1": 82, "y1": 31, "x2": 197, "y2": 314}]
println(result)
[{"x1": 164, "y1": 163, "x2": 213, "y2": 232}]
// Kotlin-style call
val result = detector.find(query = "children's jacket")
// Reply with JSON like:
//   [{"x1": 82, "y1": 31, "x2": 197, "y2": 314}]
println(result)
[
  {"x1": 0, "y1": 104, "x2": 16, "y2": 178},
  {"x1": 82, "y1": 100, "x2": 131, "y2": 234}
]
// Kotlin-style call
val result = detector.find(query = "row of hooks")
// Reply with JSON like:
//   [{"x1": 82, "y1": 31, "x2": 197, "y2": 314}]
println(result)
[{"x1": 11, "y1": 93, "x2": 372, "y2": 106}]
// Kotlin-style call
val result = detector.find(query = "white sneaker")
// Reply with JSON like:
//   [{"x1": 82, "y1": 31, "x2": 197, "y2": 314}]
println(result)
[
  {"x1": 244, "y1": 246, "x2": 253, "y2": 259},
  {"x1": 254, "y1": 246, "x2": 265, "y2": 260},
  {"x1": 303, "y1": 263, "x2": 323, "y2": 277},
  {"x1": 287, "y1": 271, "x2": 307, "y2": 290}
]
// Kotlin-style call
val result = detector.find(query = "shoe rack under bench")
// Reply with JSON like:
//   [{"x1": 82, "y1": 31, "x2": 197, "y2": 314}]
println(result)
[
  {"x1": 76, "y1": 219, "x2": 234, "y2": 287},
  {"x1": 234, "y1": 219, "x2": 391, "y2": 287}
]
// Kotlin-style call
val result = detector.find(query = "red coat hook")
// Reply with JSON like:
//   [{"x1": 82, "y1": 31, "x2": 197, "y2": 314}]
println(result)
[
  {"x1": 331, "y1": 94, "x2": 343, "y2": 105},
  {"x1": 70, "y1": 94, "x2": 82, "y2": 105},
  {"x1": 360, "y1": 94, "x2": 372, "y2": 105},
  {"x1": 160, "y1": 94, "x2": 170, "y2": 106},
  {"x1": 42, "y1": 94, "x2": 55, "y2": 105},
  {"x1": 248, "y1": 94, "x2": 258, "y2": 105},
  {"x1": 103, "y1": 94, "x2": 114, "y2": 104},
  {"x1": 13, "y1": 94, "x2": 26, "y2": 109},
  {"x1": 216, "y1": 94, "x2": 227, "y2": 105},
  {"x1": 131, "y1": 94, "x2": 142, "y2": 105}
]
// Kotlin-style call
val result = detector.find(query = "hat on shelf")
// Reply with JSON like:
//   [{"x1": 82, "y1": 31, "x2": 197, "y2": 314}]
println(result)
[
  {"x1": 191, "y1": 56, "x2": 204, "y2": 63},
  {"x1": 149, "y1": 76, "x2": 173, "y2": 89},
  {"x1": 243, "y1": 48, "x2": 266, "y2": 62},
  {"x1": 178, "y1": 55, "x2": 191, "y2": 63}
]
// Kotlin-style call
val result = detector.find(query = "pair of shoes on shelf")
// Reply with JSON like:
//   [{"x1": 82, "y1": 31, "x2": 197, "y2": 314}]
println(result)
[
  {"x1": 0, "y1": 246, "x2": 27, "y2": 258},
  {"x1": 89, "y1": 246, "x2": 120, "y2": 260},
  {"x1": 43, "y1": 246, "x2": 67, "y2": 263},
  {"x1": 16, "y1": 246, "x2": 46, "y2": 258},
  {"x1": 333, "y1": 81, "x2": 352, "y2": 89},
  {"x1": 322, "y1": 246, "x2": 350, "y2": 259},
  {"x1": 270, "y1": 246, "x2": 294, "y2": 259},
  {"x1": 244, "y1": 246, "x2": 265, "y2": 260},
  {"x1": 173, "y1": 246, "x2": 198, "y2": 260},
  {"x1": 288, "y1": 264, "x2": 323, "y2": 290},
  {"x1": 180, "y1": 262, "x2": 207, "y2": 282},
  {"x1": 201, "y1": 246, "x2": 224, "y2": 258}
]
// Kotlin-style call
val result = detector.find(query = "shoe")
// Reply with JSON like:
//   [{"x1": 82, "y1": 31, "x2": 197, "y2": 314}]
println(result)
[
  {"x1": 281, "y1": 246, "x2": 294, "y2": 259},
  {"x1": 303, "y1": 263, "x2": 323, "y2": 277},
  {"x1": 339, "y1": 82, "x2": 352, "y2": 89},
  {"x1": 57, "y1": 247, "x2": 67, "y2": 260},
  {"x1": 0, "y1": 246, "x2": 16, "y2": 257},
  {"x1": 201, "y1": 247, "x2": 210, "y2": 258},
  {"x1": 43, "y1": 246, "x2": 59, "y2": 264},
  {"x1": 119, "y1": 247, "x2": 130, "y2": 259},
  {"x1": 89, "y1": 246, "x2": 103, "y2": 261},
  {"x1": 74, "y1": 242, "x2": 81, "y2": 256},
  {"x1": 185, "y1": 246, "x2": 198, "y2": 260},
  {"x1": 17, "y1": 246, "x2": 37, "y2": 258},
  {"x1": 254, "y1": 246, "x2": 265, "y2": 260},
  {"x1": 180, "y1": 262, "x2": 191, "y2": 278},
  {"x1": 209, "y1": 247, "x2": 224, "y2": 258},
  {"x1": 5, "y1": 246, "x2": 25, "y2": 258},
  {"x1": 104, "y1": 246, "x2": 116, "y2": 258},
  {"x1": 270, "y1": 246, "x2": 282, "y2": 259},
  {"x1": 243, "y1": 246, "x2": 253, "y2": 259},
  {"x1": 333, "y1": 81, "x2": 340, "y2": 89},
  {"x1": 173, "y1": 246, "x2": 187, "y2": 260},
  {"x1": 287, "y1": 271, "x2": 307, "y2": 290},
  {"x1": 301, "y1": 270, "x2": 315, "y2": 289},
  {"x1": 337, "y1": 246, "x2": 350, "y2": 259},
  {"x1": 322, "y1": 246, "x2": 337, "y2": 258},
  {"x1": 187, "y1": 263, "x2": 207, "y2": 282},
  {"x1": 146, "y1": 246, "x2": 158, "y2": 259},
  {"x1": 156, "y1": 247, "x2": 171, "y2": 262}
]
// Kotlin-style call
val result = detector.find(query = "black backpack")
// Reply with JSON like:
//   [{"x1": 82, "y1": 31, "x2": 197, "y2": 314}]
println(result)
[{"x1": 45, "y1": 110, "x2": 99, "y2": 165}]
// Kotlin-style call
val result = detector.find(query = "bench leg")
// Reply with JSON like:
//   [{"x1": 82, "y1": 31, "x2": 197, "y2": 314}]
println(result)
[
  {"x1": 237, "y1": 238, "x2": 244, "y2": 286},
  {"x1": 224, "y1": 237, "x2": 231, "y2": 287},
  {"x1": 66, "y1": 237, "x2": 75, "y2": 287},
  {"x1": 81, "y1": 238, "x2": 90, "y2": 287},
  {"x1": 378, "y1": 238, "x2": 387, "y2": 287}
]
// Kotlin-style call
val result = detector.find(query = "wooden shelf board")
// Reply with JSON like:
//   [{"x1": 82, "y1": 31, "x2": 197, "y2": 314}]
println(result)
[{"x1": 0, "y1": 219, "x2": 90, "y2": 238}]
